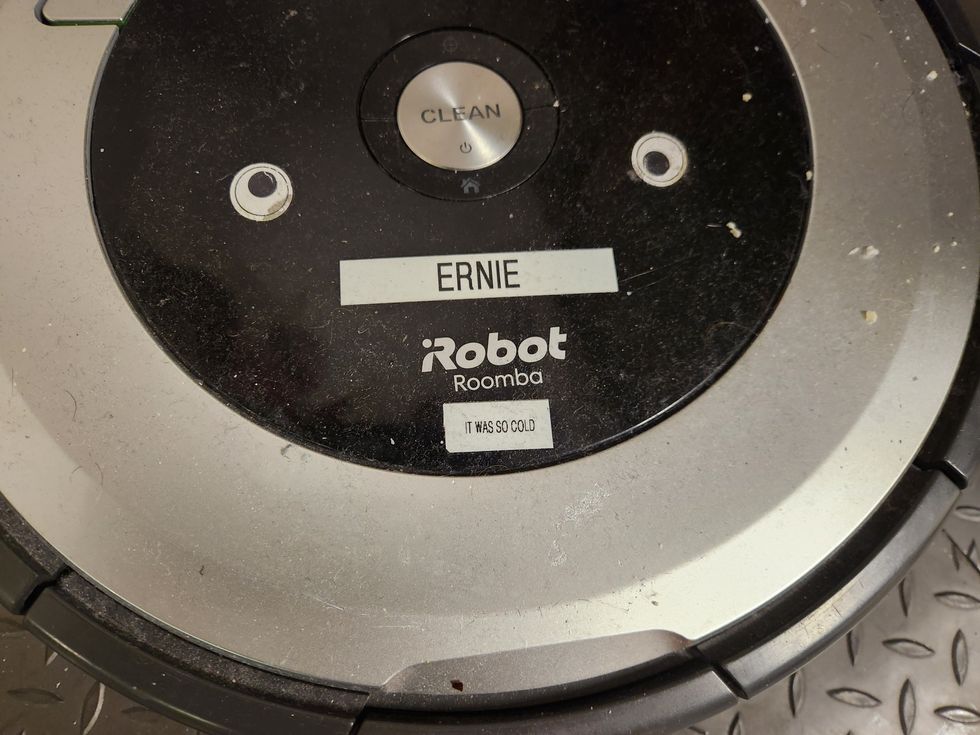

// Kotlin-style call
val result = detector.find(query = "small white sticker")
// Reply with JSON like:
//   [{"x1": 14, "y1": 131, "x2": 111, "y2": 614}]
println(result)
[
  {"x1": 339, "y1": 248, "x2": 618, "y2": 306},
  {"x1": 229, "y1": 163, "x2": 293, "y2": 222},
  {"x1": 443, "y1": 400, "x2": 554, "y2": 453}
]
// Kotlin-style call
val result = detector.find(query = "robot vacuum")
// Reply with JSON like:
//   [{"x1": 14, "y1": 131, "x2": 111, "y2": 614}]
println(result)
[{"x1": 0, "y1": 0, "x2": 977, "y2": 732}]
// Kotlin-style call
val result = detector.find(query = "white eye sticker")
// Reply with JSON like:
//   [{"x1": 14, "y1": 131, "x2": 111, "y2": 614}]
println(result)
[
  {"x1": 229, "y1": 163, "x2": 293, "y2": 221},
  {"x1": 631, "y1": 132, "x2": 688, "y2": 188}
]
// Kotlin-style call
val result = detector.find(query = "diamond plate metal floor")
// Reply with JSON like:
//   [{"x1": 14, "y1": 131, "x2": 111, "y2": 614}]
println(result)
[
  {"x1": 0, "y1": 613, "x2": 198, "y2": 735},
  {"x1": 2, "y1": 470, "x2": 978, "y2": 734},
  {"x1": 692, "y1": 471, "x2": 980, "y2": 735}
]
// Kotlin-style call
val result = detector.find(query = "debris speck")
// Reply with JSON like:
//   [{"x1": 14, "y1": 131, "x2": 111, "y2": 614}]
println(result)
[
  {"x1": 390, "y1": 438, "x2": 395, "y2": 446},
  {"x1": 726, "y1": 221, "x2": 743, "y2": 239},
  {"x1": 549, "y1": 484, "x2": 609, "y2": 567},
  {"x1": 800, "y1": 0, "x2": 807, "y2": 6},
  {"x1": 742, "y1": 91, "x2": 753, "y2": 103},
  {"x1": 805, "y1": 169, "x2": 813, "y2": 181},
  {"x1": 926, "y1": 69, "x2": 938, "y2": 81},
  {"x1": 848, "y1": 244, "x2": 880, "y2": 260},
  {"x1": 862, "y1": 310, "x2": 878, "y2": 325},
  {"x1": 933, "y1": 243, "x2": 942, "y2": 253},
  {"x1": 450, "y1": 680, "x2": 464, "y2": 692}
]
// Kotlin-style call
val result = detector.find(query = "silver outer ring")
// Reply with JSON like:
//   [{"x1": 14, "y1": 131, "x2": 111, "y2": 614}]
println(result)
[{"x1": 0, "y1": 0, "x2": 977, "y2": 700}]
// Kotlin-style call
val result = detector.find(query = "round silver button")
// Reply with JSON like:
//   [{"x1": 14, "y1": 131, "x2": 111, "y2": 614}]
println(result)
[{"x1": 396, "y1": 62, "x2": 523, "y2": 172}]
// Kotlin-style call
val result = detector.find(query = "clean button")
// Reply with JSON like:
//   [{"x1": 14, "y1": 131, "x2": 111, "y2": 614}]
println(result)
[{"x1": 396, "y1": 62, "x2": 523, "y2": 172}]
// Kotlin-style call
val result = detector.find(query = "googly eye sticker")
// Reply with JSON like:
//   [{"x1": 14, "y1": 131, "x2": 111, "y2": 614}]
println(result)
[
  {"x1": 631, "y1": 132, "x2": 688, "y2": 188},
  {"x1": 230, "y1": 163, "x2": 293, "y2": 222}
]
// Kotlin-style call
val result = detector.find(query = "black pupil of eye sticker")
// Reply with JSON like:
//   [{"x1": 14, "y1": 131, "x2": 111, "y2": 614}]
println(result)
[
  {"x1": 247, "y1": 171, "x2": 278, "y2": 198},
  {"x1": 643, "y1": 151, "x2": 671, "y2": 177}
]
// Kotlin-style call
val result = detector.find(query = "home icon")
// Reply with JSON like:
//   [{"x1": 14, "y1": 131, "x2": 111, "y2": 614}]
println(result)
[{"x1": 460, "y1": 177, "x2": 480, "y2": 195}]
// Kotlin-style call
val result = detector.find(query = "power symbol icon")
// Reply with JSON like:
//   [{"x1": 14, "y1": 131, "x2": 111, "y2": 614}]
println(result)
[{"x1": 459, "y1": 141, "x2": 473, "y2": 154}]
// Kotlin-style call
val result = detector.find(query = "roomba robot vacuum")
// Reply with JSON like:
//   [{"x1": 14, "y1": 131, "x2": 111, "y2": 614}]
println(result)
[{"x1": 0, "y1": 0, "x2": 978, "y2": 732}]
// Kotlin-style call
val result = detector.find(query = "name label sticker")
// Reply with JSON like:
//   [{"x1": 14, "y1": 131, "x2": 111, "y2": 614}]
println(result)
[
  {"x1": 443, "y1": 400, "x2": 554, "y2": 453},
  {"x1": 339, "y1": 249, "x2": 618, "y2": 306}
]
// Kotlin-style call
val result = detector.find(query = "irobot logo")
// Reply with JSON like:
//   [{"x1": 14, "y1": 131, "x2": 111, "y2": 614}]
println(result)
[{"x1": 421, "y1": 328, "x2": 568, "y2": 373}]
